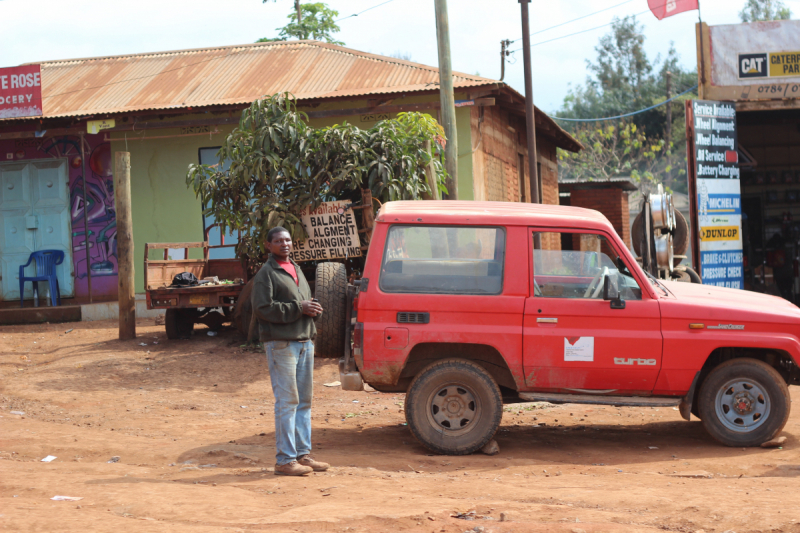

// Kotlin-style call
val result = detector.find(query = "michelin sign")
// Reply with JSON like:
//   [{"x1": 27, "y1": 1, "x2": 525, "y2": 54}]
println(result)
[{"x1": 692, "y1": 100, "x2": 743, "y2": 289}]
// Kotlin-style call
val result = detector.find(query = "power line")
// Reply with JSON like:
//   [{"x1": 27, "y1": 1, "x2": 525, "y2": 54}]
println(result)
[
  {"x1": 508, "y1": 0, "x2": 686, "y2": 53},
  {"x1": 509, "y1": 0, "x2": 635, "y2": 44},
  {"x1": 550, "y1": 84, "x2": 698, "y2": 123},
  {"x1": 335, "y1": 0, "x2": 396, "y2": 23}
]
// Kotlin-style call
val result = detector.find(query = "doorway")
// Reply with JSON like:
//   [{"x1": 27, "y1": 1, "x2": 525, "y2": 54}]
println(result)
[{"x1": 0, "y1": 159, "x2": 74, "y2": 301}]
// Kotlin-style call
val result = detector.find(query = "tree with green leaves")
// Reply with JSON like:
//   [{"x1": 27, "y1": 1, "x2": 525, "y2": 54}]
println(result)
[
  {"x1": 739, "y1": 0, "x2": 791, "y2": 22},
  {"x1": 557, "y1": 123, "x2": 678, "y2": 195},
  {"x1": 556, "y1": 16, "x2": 696, "y2": 194},
  {"x1": 187, "y1": 93, "x2": 446, "y2": 271},
  {"x1": 258, "y1": 2, "x2": 343, "y2": 45}
]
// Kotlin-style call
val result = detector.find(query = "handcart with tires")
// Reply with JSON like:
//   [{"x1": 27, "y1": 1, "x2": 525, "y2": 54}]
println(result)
[{"x1": 144, "y1": 239, "x2": 247, "y2": 339}]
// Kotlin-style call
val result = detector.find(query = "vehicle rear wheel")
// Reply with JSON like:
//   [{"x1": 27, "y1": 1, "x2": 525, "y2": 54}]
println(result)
[
  {"x1": 697, "y1": 358, "x2": 789, "y2": 447},
  {"x1": 314, "y1": 262, "x2": 347, "y2": 358},
  {"x1": 165, "y1": 309, "x2": 194, "y2": 339},
  {"x1": 405, "y1": 359, "x2": 502, "y2": 455}
]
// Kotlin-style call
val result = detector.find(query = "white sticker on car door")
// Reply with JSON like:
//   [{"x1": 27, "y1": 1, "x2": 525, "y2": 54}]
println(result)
[{"x1": 564, "y1": 336, "x2": 594, "y2": 362}]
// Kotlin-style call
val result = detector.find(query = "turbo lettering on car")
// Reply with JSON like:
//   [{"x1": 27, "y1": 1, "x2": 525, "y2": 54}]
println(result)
[{"x1": 613, "y1": 358, "x2": 657, "y2": 366}]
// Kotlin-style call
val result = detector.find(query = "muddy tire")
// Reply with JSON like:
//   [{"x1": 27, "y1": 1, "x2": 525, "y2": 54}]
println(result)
[
  {"x1": 632, "y1": 211, "x2": 644, "y2": 257},
  {"x1": 672, "y1": 209, "x2": 689, "y2": 258},
  {"x1": 314, "y1": 262, "x2": 347, "y2": 358},
  {"x1": 405, "y1": 359, "x2": 503, "y2": 455},
  {"x1": 633, "y1": 209, "x2": 688, "y2": 266},
  {"x1": 165, "y1": 308, "x2": 194, "y2": 339},
  {"x1": 697, "y1": 358, "x2": 790, "y2": 447}
]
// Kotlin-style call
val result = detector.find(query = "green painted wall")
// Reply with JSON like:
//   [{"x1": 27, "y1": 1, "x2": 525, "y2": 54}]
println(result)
[
  {"x1": 455, "y1": 105, "x2": 474, "y2": 200},
  {"x1": 110, "y1": 124, "x2": 236, "y2": 293}
]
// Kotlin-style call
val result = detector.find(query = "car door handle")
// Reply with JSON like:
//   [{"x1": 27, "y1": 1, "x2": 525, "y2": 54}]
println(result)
[{"x1": 536, "y1": 317, "x2": 558, "y2": 324}]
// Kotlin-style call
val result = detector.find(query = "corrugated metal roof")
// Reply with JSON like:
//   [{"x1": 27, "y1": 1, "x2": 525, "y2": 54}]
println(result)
[
  {"x1": 559, "y1": 178, "x2": 638, "y2": 192},
  {"x1": 15, "y1": 41, "x2": 500, "y2": 120}
]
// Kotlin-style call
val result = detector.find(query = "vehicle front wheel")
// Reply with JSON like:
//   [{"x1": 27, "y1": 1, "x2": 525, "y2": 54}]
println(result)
[
  {"x1": 405, "y1": 359, "x2": 503, "y2": 455},
  {"x1": 697, "y1": 358, "x2": 790, "y2": 447}
]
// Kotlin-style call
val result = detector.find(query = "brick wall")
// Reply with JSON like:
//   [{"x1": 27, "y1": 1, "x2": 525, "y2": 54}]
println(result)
[{"x1": 569, "y1": 188, "x2": 631, "y2": 248}]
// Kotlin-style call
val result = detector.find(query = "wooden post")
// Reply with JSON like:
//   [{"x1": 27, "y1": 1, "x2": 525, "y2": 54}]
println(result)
[
  {"x1": 79, "y1": 133, "x2": 93, "y2": 303},
  {"x1": 434, "y1": 0, "x2": 458, "y2": 199},
  {"x1": 360, "y1": 188, "x2": 375, "y2": 247},
  {"x1": 665, "y1": 71, "x2": 673, "y2": 155},
  {"x1": 422, "y1": 140, "x2": 440, "y2": 201},
  {"x1": 114, "y1": 152, "x2": 136, "y2": 340},
  {"x1": 519, "y1": 0, "x2": 541, "y2": 250}
]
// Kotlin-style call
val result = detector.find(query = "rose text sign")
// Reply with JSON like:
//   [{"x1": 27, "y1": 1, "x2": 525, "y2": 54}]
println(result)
[
  {"x1": 0, "y1": 65, "x2": 43, "y2": 119},
  {"x1": 291, "y1": 200, "x2": 362, "y2": 262}
]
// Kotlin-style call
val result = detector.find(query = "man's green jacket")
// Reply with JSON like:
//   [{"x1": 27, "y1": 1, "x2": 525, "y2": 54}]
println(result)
[{"x1": 252, "y1": 255, "x2": 316, "y2": 342}]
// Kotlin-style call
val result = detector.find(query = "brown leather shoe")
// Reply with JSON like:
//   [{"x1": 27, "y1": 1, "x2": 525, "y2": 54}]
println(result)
[
  {"x1": 297, "y1": 454, "x2": 329, "y2": 472},
  {"x1": 274, "y1": 460, "x2": 312, "y2": 476}
]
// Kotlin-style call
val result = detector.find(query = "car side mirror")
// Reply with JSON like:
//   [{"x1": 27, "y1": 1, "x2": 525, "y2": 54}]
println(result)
[{"x1": 603, "y1": 275, "x2": 626, "y2": 309}]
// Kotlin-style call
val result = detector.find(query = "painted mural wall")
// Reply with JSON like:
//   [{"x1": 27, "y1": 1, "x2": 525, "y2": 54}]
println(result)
[{"x1": 0, "y1": 132, "x2": 118, "y2": 301}]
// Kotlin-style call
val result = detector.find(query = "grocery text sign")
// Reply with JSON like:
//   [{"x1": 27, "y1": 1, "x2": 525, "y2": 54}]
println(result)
[
  {"x1": 0, "y1": 65, "x2": 43, "y2": 119},
  {"x1": 691, "y1": 100, "x2": 743, "y2": 289},
  {"x1": 291, "y1": 200, "x2": 362, "y2": 262}
]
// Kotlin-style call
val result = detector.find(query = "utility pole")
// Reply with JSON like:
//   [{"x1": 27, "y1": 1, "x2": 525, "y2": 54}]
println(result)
[
  {"x1": 519, "y1": 0, "x2": 540, "y2": 205},
  {"x1": 665, "y1": 71, "x2": 673, "y2": 153},
  {"x1": 499, "y1": 39, "x2": 511, "y2": 81},
  {"x1": 295, "y1": 0, "x2": 302, "y2": 25},
  {"x1": 115, "y1": 152, "x2": 136, "y2": 340},
  {"x1": 434, "y1": 0, "x2": 458, "y2": 199}
]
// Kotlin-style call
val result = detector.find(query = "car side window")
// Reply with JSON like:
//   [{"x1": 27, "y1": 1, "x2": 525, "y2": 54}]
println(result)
[
  {"x1": 380, "y1": 225, "x2": 505, "y2": 294},
  {"x1": 533, "y1": 232, "x2": 642, "y2": 300}
]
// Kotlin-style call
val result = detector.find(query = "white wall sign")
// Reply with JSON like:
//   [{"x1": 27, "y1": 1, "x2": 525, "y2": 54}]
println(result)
[{"x1": 291, "y1": 200, "x2": 362, "y2": 262}]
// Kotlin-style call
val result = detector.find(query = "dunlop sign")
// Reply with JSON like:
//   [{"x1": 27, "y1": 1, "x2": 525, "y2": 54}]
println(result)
[
  {"x1": 691, "y1": 100, "x2": 743, "y2": 289},
  {"x1": 290, "y1": 200, "x2": 362, "y2": 262},
  {"x1": 700, "y1": 226, "x2": 739, "y2": 242}
]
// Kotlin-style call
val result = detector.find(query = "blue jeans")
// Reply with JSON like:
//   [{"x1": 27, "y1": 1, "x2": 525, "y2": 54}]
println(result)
[{"x1": 265, "y1": 340, "x2": 314, "y2": 466}]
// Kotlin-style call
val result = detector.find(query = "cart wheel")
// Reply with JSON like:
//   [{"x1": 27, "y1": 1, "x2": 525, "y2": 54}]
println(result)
[{"x1": 165, "y1": 309, "x2": 194, "y2": 339}]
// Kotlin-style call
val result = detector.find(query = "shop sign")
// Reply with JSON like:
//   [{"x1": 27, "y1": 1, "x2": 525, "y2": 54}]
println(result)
[
  {"x1": 0, "y1": 65, "x2": 43, "y2": 119},
  {"x1": 738, "y1": 51, "x2": 800, "y2": 79},
  {"x1": 291, "y1": 200, "x2": 362, "y2": 262},
  {"x1": 691, "y1": 100, "x2": 743, "y2": 289},
  {"x1": 87, "y1": 119, "x2": 115, "y2": 134},
  {"x1": 709, "y1": 20, "x2": 800, "y2": 88}
]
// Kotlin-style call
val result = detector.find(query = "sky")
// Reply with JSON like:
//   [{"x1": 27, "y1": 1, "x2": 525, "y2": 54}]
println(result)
[{"x1": 1, "y1": 0, "x2": 798, "y2": 114}]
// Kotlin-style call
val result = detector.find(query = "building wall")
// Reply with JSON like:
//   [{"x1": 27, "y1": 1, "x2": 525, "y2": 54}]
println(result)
[
  {"x1": 469, "y1": 105, "x2": 559, "y2": 206},
  {"x1": 1, "y1": 93, "x2": 573, "y2": 299},
  {"x1": 0, "y1": 130, "x2": 118, "y2": 301},
  {"x1": 109, "y1": 124, "x2": 237, "y2": 293},
  {"x1": 570, "y1": 188, "x2": 631, "y2": 248}
]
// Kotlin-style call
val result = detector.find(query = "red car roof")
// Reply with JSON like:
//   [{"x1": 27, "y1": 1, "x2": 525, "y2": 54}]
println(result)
[{"x1": 376, "y1": 201, "x2": 615, "y2": 232}]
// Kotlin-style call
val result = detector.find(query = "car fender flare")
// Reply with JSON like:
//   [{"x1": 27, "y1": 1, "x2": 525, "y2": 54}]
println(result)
[{"x1": 678, "y1": 371, "x2": 701, "y2": 422}]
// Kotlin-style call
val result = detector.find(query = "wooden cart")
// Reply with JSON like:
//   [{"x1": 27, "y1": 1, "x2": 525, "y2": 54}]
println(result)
[{"x1": 145, "y1": 240, "x2": 247, "y2": 339}]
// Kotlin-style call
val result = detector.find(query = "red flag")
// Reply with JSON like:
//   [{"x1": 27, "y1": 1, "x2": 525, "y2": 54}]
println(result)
[{"x1": 648, "y1": 0, "x2": 699, "y2": 20}]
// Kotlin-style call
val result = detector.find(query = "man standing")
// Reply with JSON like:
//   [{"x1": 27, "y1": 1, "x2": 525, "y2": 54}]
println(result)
[{"x1": 253, "y1": 226, "x2": 329, "y2": 476}]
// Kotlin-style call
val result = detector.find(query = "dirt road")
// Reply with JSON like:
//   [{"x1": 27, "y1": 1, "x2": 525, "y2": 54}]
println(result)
[{"x1": 1, "y1": 319, "x2": 798, "y2": 533}]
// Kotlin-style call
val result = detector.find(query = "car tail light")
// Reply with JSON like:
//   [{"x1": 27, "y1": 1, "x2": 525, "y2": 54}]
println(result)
[{"x1": 353, "y1": 322, "x2": 364, "y2": 357}]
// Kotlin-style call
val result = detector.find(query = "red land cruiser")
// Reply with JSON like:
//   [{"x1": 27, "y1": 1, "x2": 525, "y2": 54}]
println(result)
[{"x1": 331, "y1": 201, "x2": 798, "y2": 455}]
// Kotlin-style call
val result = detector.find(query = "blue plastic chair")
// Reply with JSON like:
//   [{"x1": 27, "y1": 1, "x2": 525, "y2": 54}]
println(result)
[{"x1": 19, "y1": 250, "x2": 64, "y2": 308}]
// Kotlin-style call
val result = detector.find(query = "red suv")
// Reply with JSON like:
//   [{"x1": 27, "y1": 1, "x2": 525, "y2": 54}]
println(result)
[{"x1": 333, "y1": 201, "x2": 798, "y2": 455}]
